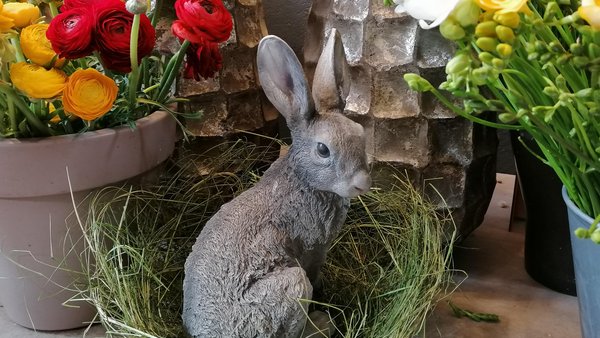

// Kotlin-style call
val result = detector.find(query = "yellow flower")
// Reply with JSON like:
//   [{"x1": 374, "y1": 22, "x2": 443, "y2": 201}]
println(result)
[
  {"x1": 1, "y1": 2, "x2": 41, "y2": 28},
  {"x1": 20, "y1": 24, "x2": 65, "y2": 67},
  {"x1": 0, "y1": 2, "x2": 14, "y2": 33},
  {"x1": 62, "y1": 69, "x2": 118, "y2": 121},
  {"x1": 579, "y1": 0, "x2": 600, "y2": 29},
  {"x1": 9, "y1": 62, "x2": 67, "y2": 99},
  {"x1": 476, "y1": 0, "x2": 530, "y2": 14}
]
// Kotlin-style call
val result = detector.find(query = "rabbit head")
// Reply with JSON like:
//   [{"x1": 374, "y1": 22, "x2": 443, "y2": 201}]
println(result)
[{"x1": 257, "y1": 29, "x2": 371, "y2": 198}]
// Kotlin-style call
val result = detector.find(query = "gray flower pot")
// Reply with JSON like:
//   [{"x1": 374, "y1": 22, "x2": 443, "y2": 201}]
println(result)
[{"x1": 0, "y1": 111, "x2": 177, "y2": 330}]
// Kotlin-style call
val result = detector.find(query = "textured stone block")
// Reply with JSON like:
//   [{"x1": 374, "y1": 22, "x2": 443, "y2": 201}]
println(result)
[
  {"x1": 221, "y1": 46, "x2": 256, "y2": 94},
  {"x1": 185, "y1": 96, "x2": 228, "y2": 137},
  {"x1": 226, "y1": 91, "x2": 264, "y2": 132},
  {"x1": 417, "y1": 28, "x2": 456, "y2": 69},
  {"x1": 325, "y1": 19, "x2": 365, "y2": 66},
  {"x1": 429, "y1": 118, "x2": 474, "y2": 166},
  {"x1": 179, "y1": 75, "x2": 221, "y2": 97},
  {"x1": 333, "y1": 0, "x2": 368, "y2": 20},
  {"x1": 420, "y1": 67, "x2": 457, "y2": 119},
  {"x1": 234, "y1": 2, "x2": 268, "y2": 48},
  {"x1": 373, "y1": 118, "x2": 429, "y2": 167},
  {"x1": 423, "y1": 164, "x2": 466, "y2": 209},
  {"x1": 371, "y1": 66, "x2": 420, "y2": 119},
  {"x1": 345, "y1": 65, "x2": 371, "y2": 116},
  {"x1": 366, "y1": 16, "x2": 418, "y2": 70}
]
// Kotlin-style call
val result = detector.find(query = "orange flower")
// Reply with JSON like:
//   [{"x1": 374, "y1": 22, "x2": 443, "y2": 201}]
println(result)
[
  {"x1": 62, "y1": 68, "x2": 118, "y2": 121},
  {"x1": 476, "y1": 0, "x2": 530, "y2": 14}
]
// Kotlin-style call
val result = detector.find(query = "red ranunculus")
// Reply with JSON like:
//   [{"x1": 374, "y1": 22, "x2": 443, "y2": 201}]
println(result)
[
  {"x1": 95, "y1": 2, "x2": 156, "y2": 73},
  {"x1": 60, "y1": 0, "x2": 122, "y2": 13},
  {"x1": 46, "y1": 7, "x2": 95, "y2": 59},
  {"x1": 172, "y1": 0, "x2": 232, "y2": 44},
  {"x1": 183, "y1": 41, "x2": 222, "y2": 80}
]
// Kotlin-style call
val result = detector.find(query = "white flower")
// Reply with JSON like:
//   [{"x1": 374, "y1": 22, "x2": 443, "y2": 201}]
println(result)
[{"x1": 393, "y1": 0, "x2": 461, "y2": 29}]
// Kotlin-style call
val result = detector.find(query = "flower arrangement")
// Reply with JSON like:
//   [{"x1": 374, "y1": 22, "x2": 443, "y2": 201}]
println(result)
[
  {"x1": 0, "y1": 0, "x2": 232, "y2": 138},
  {"x1": 395, "y1": 0, "x2": 600, "y2": 242}
]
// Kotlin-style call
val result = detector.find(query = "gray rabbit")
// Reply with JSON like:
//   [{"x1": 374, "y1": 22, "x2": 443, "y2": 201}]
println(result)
[{"x1": 182, "y1": 29, "x2": 371, "y2": 338}]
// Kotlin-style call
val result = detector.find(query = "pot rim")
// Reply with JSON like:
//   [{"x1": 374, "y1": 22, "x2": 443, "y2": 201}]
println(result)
[
  {"x1": 562, "y1": 186, "x2": 594, "y2": 224},
  {"x1": 0, "y1": 110, "x2": 177, "y2": 198}
]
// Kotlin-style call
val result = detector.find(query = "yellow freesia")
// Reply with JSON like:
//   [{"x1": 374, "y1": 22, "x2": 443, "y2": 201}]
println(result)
[
  {"x1": 476, "y1": 0, "x2": 530, "y2": 14},
  {"x1": 1, "y1": 2, "x2": 41, "y2": 28},
  {"x1": 0, "y1": 2, "x2": 14, "y2": 32},
  {"x1": 20, "y1": 24, "x2": 65, "y2": 67},
  {"x1": 579, "y1": 0, "x2": 600, "y2": 29},
  {"x1": 62, "y1": 69, "x2": 118, "y2": 121},
  {"x1": 9, "y1": 62, "x2": 67, "y2": 99}
]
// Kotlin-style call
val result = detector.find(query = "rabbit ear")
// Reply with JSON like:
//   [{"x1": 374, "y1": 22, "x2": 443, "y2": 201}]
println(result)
[
  {"x1": 312, "y1": 28, "x2": 350, "y2": 113},
  {"x1": 257, "y1": 35, "x2": 314, "y2": 130}
]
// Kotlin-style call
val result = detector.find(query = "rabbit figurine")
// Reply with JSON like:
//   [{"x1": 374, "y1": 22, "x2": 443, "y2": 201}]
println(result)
[{"x1": 182, "y1": 29, "x2": 371, "y2": 338}]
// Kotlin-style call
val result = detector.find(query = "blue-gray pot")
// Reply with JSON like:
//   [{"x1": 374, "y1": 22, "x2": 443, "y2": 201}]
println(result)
[{"x1": 563, "y1": 186, "x2": 597, "y2": 338}]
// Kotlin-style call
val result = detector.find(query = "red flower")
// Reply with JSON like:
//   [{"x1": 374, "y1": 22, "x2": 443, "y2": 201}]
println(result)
[
  {"x1": 183, "y1": 41, "x2": 222, "y2": 80},
  {"x1": 60, "y1": 0, "x2": 122, "y2": 13},
  {"x1": 95, "y1": 2, "x2": 156, "y2": 73},
  {"x1": 46, "y1": 7, "x2": 95, "y2": 59},
  {"x1": 172, "y1": 0, "x2": 233, "y2": 44}
]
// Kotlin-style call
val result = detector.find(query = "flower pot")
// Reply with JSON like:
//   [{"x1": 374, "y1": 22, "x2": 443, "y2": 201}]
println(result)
[
  {"x1": 563, "y1": 186, "x2": 598, "y2": 338},
  {"x1": 511, "y1": 131, "x2": 576, "y2": 295},
  {"x1": 0, "y1": 111, "x2": 177, "y2": 330}
]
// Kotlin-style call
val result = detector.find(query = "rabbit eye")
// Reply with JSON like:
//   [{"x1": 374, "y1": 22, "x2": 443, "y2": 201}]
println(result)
[{"x1": 316, "y1": 142, "x2": 330, "y2": 158}]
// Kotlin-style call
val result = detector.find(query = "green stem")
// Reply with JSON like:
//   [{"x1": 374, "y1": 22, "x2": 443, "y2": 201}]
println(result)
[
  {"x1": 429, "y1": 87, "x2": 520, "y2": 130},
  {"x1": 156, "y1": 40, "x2": 190, "y2": 103},
  {"x1": 1, "y1": 64, "x2": 17, "y2": 136},
  {"x1": 0, "y1": 84, "x2": 54, "y2": 136},
  {"x1": 48, "y1": 1, "x2": 59, "y2": 18},
  {"x1": 10, "y1": 38, "x2": 25, "y2": 63},
  {"x1": 128, "y1": 14, "x2": 141, "y2": 113}
]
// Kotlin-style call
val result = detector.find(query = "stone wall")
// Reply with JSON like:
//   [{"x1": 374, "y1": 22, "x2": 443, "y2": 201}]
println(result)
[{"x1": 303, "y1": 0, "x2": 498, "y2": 237}]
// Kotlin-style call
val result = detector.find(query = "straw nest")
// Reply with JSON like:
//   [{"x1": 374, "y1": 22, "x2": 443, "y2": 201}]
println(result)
[{"x1": 75, "y1": 141, "x2": 455, "y2": 337}]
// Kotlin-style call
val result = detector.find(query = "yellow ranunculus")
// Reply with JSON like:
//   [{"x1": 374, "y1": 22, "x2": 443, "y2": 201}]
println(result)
[
  {"x1": 0, "y1": 2, "x2": 14, "y2": 33},
  {"x1": 579, "y1": 0, "x2": 600, "y2": 29},
  {"x1": 9, "y1": 62, "x2": 67, "y2": 99},
  {"x1": 62, "y1": 69, "x2": 118, "y2": 121},
  {"x1": 1, "y1": 2, "x2": 40, "y2": 28},
  {"x1": 20, "y1": 24, "x2": 65, "y2": 67},
  {"x1": 476, "y1": 0, "x2": 530, "y2": 14}
]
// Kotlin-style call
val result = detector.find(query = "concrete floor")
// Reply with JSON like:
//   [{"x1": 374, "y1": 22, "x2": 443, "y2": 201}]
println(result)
[{"x1": 0, "y1": 174, "x2": 581, "y2": 337}]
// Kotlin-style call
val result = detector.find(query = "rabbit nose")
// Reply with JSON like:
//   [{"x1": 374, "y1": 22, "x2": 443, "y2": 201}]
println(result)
[{"x1": 351, "y1": 171, "x2": 371, "y2": 195}]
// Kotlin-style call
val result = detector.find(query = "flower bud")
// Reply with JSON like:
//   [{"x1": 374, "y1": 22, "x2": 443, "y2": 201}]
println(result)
[
  {"x1": 591, "y1": 231, "x2": 600, "y2": 244},
  {"x1": 471, "y1": 67, "x2": 491, "y2": 85},
  {"x1": 548, "y1": 41, "x2": 563, "y2": 53},
  {"x1": 440, "y1": 19, "x2": 466, "y2": 40},
  {"x1": 540, "y1": 53, "x2": 552, "y2": 63},
  {"x1": 478, "y1": 51, "x2": 494, "y2": 65},
  {"x1": 556, "y1": 54, "x2": 571, "y2": 65},
  {"x1": 446, "y1": 53, "x2": 470, "y2": 75},
  {"x1": 403, "y1": 73, "x2": 434, "y2": 92},
  {"x1": 493, "y1": 12, "x2": 520, "y2": 28},
  {"x1": 498, "y1": 112, "x2": 517, "y2": 123},
  {"x1": 476, "y1": 37, "x2": 498, "y2": 52},
  {"x1": 475, "y1": 21, "x2": 498, "y2": 37},
  {"x1": 480, "y1": 11, "x2": 495, "y2": 23},
  {"x1": 575, "y1": 88, "x2": 594, "y2": 98},
  {"x1": 570, "y1": 43, "x2": 584, "y2": 55},
  {"x1": 492, "y1": 57, "x2": 505, "y2": 69},
  {"x1": 534, "y1": 41, "x2": 547, "y2": 53},
  {"x1": 496, "y1": 25, "x2": 515, "y2": 43},
  {"x1": 451, "y1": 0, "x2": 481, "y2": 27},
  {"x1": 543, "y1": 85, "x2": 560, "y2": 99},
  {"x1": 496, "y1": 43, "x2": 513, "y2": 58},
  {"x1": 574, "y1": 228, "x2": 589, "y2": 239},
  {"x1": 126, "y1": 0, "x2": 148, "y2": 15}
]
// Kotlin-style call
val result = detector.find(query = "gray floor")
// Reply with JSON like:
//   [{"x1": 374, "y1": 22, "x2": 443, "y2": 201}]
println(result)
[{"x1": 0, "y1": 174, "x2": 581, "y2": 337}]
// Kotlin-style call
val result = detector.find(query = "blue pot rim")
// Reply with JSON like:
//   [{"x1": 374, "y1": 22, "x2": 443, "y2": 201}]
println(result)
[{"x1": 562, "y1": 186, "x2": 594, "y2": 224}]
